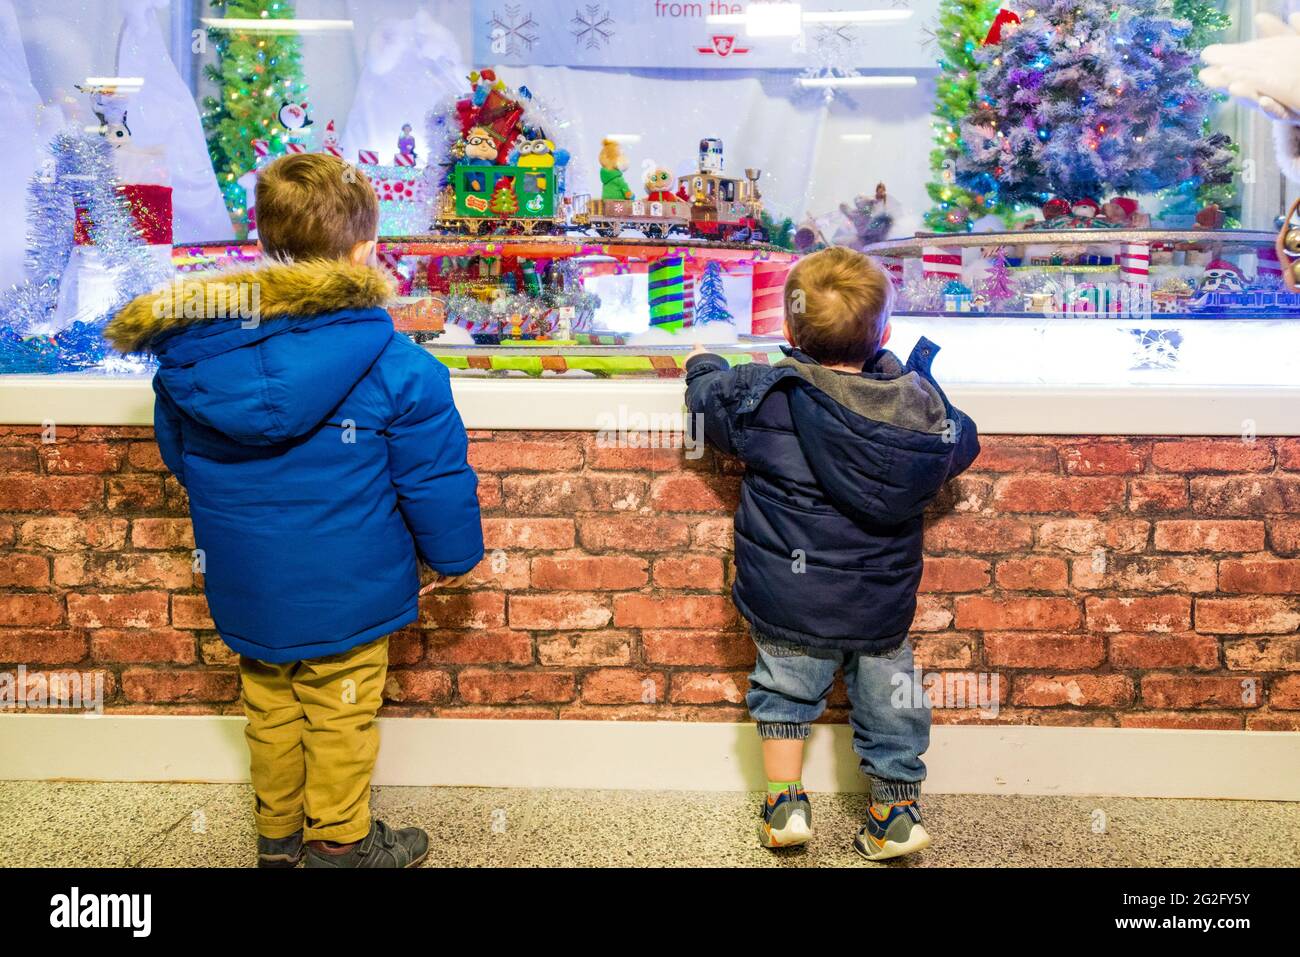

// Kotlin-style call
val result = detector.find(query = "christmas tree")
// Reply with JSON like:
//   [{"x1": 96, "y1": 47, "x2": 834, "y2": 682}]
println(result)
[
  {"x1": 695, "y1": 261, "x2": 732, "y2": 325},
  {"x1": 980, "y1": 245, "x2": 1016, "y2": 304},
  {"x1": 1168, "y1": 0, "x2": 1238, "y2": 221},
  {"x1": 955, "y1": 0, "x2": 1228, "y2": 212},
  {"x1": 490, "y1": 180, "x2": 518, "y2": 215},
  {"x1": 200, "y1": 0, "x2": 308, "y2": 231},
  {"x1": 922, "y1": 0, "x2": 1010, "y2": 232}
]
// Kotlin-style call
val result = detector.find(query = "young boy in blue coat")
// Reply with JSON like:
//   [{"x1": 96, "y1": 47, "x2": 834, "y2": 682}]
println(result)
[
  {"x1": 107, "y1": 153, "x2": 484, "y2": 868},
  {"x1": 685, "y1": 247, "x2": 979, "y2": 860}
]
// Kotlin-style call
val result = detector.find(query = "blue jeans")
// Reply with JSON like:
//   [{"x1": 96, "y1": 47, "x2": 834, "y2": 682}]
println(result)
[{"x1": 747, "y1": 633, "x2": 930, "y2": 804}]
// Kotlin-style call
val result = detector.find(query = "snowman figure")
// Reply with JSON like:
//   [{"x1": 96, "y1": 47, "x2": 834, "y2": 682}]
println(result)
[{"x1": 278, "y1": 101, "x2": 313, "y2": 132}]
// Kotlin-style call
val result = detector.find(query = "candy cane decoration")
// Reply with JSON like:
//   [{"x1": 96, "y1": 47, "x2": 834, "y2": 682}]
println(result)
[
  {"x1": 394, "y1": 152, "x2": 416, "y2": 167},
  {"x1": 251, "y1": 139, "x2": 270, "y2": 161},
  {"x1": 751, "y1": 259, "x2": 791, "y2": 336},
  {"x1": 879, "y1": 256, "x2": 904, "y2": 287},
  {"x1": 1119, "y1": 242, "x2": 1150, "y2": 283},
  {"x1": 922, "y1": 245, "x2": 963, "y2": 281},
  {"x1": 285, "y1": 141, "x2": 307, "y2": 154},
  {"x1": 357, "y1": 149, "x2": 379, "y2": 165}
]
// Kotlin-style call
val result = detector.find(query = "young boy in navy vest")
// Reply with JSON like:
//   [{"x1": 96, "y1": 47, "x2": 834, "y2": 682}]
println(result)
[
  {"x1": 108, "y1": 154, "x2": 484, "y2": 868},
  {"x1": 685, "y1": 247, "x2": 979, "y2": 860}
]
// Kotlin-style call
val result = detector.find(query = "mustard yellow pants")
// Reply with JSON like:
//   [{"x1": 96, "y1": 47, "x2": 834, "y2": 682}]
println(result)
[{"x1": 239, "y1": 636, "x2": 388, "y2": 844}]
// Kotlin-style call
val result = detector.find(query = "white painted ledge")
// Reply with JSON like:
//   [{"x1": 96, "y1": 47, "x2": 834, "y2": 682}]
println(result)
[
  {"x1": 1, "y1": 715, "x2": 1296, "y2": 800},
  {"x1": 2, "y1": 374, "x2": 1299, "y2": 435}
]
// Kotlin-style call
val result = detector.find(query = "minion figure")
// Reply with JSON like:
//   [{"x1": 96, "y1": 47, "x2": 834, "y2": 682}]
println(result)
[{"x1": 515, "y1": 137, "x2": 556, "y2": 169}]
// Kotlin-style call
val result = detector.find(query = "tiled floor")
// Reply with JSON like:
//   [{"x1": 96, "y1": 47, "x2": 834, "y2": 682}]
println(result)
[{"x1": 1, "y1": 781, "x2": 1296, "y2": 867}]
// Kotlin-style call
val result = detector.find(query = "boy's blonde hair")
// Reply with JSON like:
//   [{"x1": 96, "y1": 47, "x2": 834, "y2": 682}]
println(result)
[
  {"x1": 783, "y1": 246, "x2": 895, "y2": 365},
  {"x1": 256, "y1": 153, "x2": 379, "y2": 261}
]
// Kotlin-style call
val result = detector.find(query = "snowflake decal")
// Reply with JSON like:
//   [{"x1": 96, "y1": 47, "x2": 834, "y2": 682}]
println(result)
[
  {"x1": 571, "y1": 5, "x2": 615, "y2": 49},
  {"x1": 798, "y1": 21, "x2": 862, "y2": 104},
  {"x1": 487, "y1": 5, "x2": 539, "y2": 58}
]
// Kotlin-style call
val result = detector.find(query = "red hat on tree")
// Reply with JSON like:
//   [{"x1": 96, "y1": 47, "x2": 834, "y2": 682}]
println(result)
[{"x1": 983, "y1": 8, "x2": 1022, "y2": 45}]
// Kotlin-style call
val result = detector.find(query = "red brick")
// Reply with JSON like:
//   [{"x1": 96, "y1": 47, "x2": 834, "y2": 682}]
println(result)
[
  {"x1": 1219, "y1": 560, "x2": 1300, "y2": 594},
  {"x1": 171, "y1": 594, "x2": 214, "y2": 629},
  {"x1": 1109, "y1": 633, "x2": 1219, "y2": 670},
  {"x1": 993, "y1": 476, "x2": 1125, "y2": 514},
  {"x1": 386, "y1": 629, "x2": 425, "y2": 665},
  {"x1": 0, "y1": 554, "x2": 49, "y2": 587},
  {"x1": 1280, "y1": 439, "x2": 1300, "y2": 470},
  {"x1": 648, "y1": 473, "x2": 740, "y2": 512},
  {"x1": 953, "y1": 596, "x2": 1081, "y2": 631},
  {"x1": 65, "y1": 427, "x2": 155, "y2": 441},
  {"x1": 121, "y1": 668, "x2": 237, "y2": 703},
  {"x1": 53, "y1": 553, "x2": 193, "y2": 589},
  {"x1": 0, "y1": 475, "x2": 102, "y2": 511},
  {"x1": 476, "y1": 477, "x2": 502, "y2": 509},
  {"x1": 1271, "y1": 675, "x2": 1300, "y2": 709},
  {"x1": 91, "y1": 629, "x2": 196, "y2": 664},
  {"x1": 419, "y1": 592, "x2": 506, "y2": 630},
  {"x1": 509, "y1": 593, "x2": 612, "y2": 630},
  {"x1": 582, "y1": 435, "x2": 684, "y2": 471},
  {"x1": 198, "y1": 637, "x2": 238, "y2": 666},
  {"x1": 1141, "y1": 674, "x2": 1260, "y2": 710},
  {"x1": 502, "y1": 474, "x2": 648, "y2": 514},
  {"x1": 690, "y1": 518, "x2": 734, "y2": 550},
  {"x1": 911, "y1": 634, "x2": 975, "y2": 669},
  {"x1": 462, "y1": 552, "x2": 530, "y2": 590},
  {"x1": 458, "y1": 669, "x2": 575, "y2": 704},
  {"x1": 930, "y1": 476, "x2": 993, "y2": 513},
  {"x1": 994, "y1": 557, "x2": 1067, "y2": 591},
  {"x1": 1085, "y1": 596, "x2": 1191, "y2": 634},
  {"x1": 425, "y1": 630, "x2": 533, "y2": 664},
  {"x1": 106, "y1": 475, "x2": 164, "y2": 511},
  {"x1": 669, "y1": 671, "x2": 747, "y2": 704},
  {"x1": 1119, "y1": 712, "x2": 1244, "y2": 730},
  {"x1": 481, "y1": 518, "x2": 575, "y2": 551},
  {"x1": 0, "y1": 630, "x2": 87, "y2": 664},
  {"x1": 536, "y1": 631, "x2": 634, "y2": 666},
  {"x1": 1060, "y1": 442, "x2": 1147, "y2": 475},
  {"x1": 913, "y1": 595, "x2": 955, "y2": 631},
  {"x1": 984, "y1": 632, "x2": 1105, "y2": 668},
  {"x1": 924, "y1": 517, "x2": 1034, "y2": 553},
  {"x1": 652, "y1": 554, "x2": 725, "y2": 590},
  {"x1": 0, "y1": 447, "x2": 38, "y2": 472},
  {"x1": 1035, "y1": 519, "x2": 1149, "y2": 553},
  {"x1": 468, "y1": 440, "x2": 583, "y2": 472},
  {"x1": 919, "y1": 557, "x2": 990, "y2": 592},
  {"x1": 67, "y1": 592, "x2": 169, "y2": 629},
  {"x1": 1012, "y1": 674, "x2": 1134, "y2": 708},
  {"x1": 1191, "y1": 476, "x2": 1300, "y2": 516},
  {"x1": 1195, "y1": 597, "x2": 1300, "y2": 634},
  {"x1": 130, "y1": 518, "x2": 196, "y2": 550},
  {"x1": 1248, "y1": 712, "x2": 1300, "y2": 730},
  {"x1": 642, "y1": 629, "x2": 754, "y2": 667},
  {"x1": 1153, "y1": 520, "x2": 1265, "y2": 553},
  {"x1": 578, "y1": 516, "x2": 691, "y2": 552},
  {"x1": 0, "y1": 594, "x2": 63, "y2": 627},
  {"x1": 17, "y1": 517, "x2": 128, "y2": 551},
  {"x1": 377, "y1": 669, "x2": 449, "y2": 704},
  {"x1": 530, "y1": 555, "x2": 648, "y2": 590},
  {"x1": 1071, "y1": 556, "x2": 1216, "y2": 593},
  {"x1": 1272, "y1": 520, "x2": 1300, "y2": 556},
  {"x1": 613, "y1": 594, "x2": 737, "y2": 629},
  {"x1": 1128, "y1": 479, "x2": 1189, "y2": 514},
  {"x1": 1222, "y1": 637, "x2": 1300, "y2": 671},
  {"x1": 581, "y1": 668, "x2": 665, "y2": 704},
  {"x1": 39, "y1": 443, "x2": 125, "y2": 475},
  {"x1": 1152, "y1": 439, "x2": 1272, "y2": 473},
  {"x1": 126, "y1": 442, "x2": 167, "y2": 472},
  {"x1": 970, "y1": 439, "x2": 1059, "y2": 472}
]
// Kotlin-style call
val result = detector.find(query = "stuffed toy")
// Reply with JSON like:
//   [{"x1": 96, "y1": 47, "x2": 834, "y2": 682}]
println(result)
[{"x1": 598, "y1": 138, "x2": 634, "y2": 201}]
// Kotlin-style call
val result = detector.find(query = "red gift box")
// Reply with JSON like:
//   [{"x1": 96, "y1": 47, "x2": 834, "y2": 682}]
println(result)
[{"x1": 75, "y1": 183, "x2": 174, "y2": 246}]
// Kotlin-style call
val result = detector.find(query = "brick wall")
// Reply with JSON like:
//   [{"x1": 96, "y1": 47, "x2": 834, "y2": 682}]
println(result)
[{"x1": 1, "y1": 425, "x2": 1298, "y2": 729}]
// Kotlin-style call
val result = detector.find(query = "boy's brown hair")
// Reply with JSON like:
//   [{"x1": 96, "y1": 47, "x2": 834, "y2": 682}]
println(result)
[
  {"x1": 255, "y1": 153, "x2": 379, "y2": 261},
  {"x1": 783, "y1": 246, "x2": 895, "y2": 365}
]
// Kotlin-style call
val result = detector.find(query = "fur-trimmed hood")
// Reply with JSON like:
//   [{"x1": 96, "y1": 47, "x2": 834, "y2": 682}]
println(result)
[
  {"x1": 106, "y1": 258, "x2": 393, "y2": 354},
  {"x1": 115, "y1": 258, "x2": 399, "y2": 447}
]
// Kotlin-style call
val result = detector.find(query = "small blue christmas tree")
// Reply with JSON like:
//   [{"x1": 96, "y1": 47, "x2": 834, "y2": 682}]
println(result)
[{"x1": 695, "y1": 261, "x2": 732, "y2": 325}]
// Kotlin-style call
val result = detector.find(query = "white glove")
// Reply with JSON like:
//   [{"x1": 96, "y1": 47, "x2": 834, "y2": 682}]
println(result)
[{"x1": 1201, "y1": 13, "x2": 1300, "y2": 123}]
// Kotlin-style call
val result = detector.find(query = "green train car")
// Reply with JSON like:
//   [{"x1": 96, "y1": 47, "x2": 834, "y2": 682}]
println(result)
[{"x1": 446, "y1": 163, "x2": 557, "y2": 233}]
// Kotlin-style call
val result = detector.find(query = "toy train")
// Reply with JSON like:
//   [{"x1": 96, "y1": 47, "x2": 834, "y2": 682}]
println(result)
[{"x1": 433, "y1": 138, "x2": 766, "y2": 242}]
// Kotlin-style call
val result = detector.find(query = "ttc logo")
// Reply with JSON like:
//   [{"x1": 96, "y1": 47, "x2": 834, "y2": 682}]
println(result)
[{"x1": 696, "y1": 34, "x2": 750, "y2": 57}]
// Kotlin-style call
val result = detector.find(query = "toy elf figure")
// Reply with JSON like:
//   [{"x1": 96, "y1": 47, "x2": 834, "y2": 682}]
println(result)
[{"x1": 598, "y1": 137, "x2": 634, "y2": 201}]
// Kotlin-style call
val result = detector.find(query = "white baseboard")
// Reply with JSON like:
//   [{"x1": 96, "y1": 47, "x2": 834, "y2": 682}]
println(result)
[{"x1": 2, "y1": 715, "x2": 1297, "y2": 800}]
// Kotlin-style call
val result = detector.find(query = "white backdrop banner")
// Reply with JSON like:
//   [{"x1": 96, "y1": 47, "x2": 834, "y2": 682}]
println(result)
[{"x1": 470, "y1": 0, "x2": 939, "y2": 70}]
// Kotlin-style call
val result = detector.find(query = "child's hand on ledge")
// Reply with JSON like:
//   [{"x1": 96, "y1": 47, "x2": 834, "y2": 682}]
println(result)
[
  {"x1": 419, "y1": 572, "x2": 470, "y2": 595},
  {"x1": 687, "y1": 342, "x2": 710, "y2": 361}
]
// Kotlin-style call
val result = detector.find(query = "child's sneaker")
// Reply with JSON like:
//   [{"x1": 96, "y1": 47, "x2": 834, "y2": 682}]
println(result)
[
  {"x1": 257, "y1": 831, "x2": 304, "y2": 868},
  {"x1": 758, "y1": 784, "x2": 813, "y2": 848},
  {"x1": 304, "y1": 820, "x2": 429, "y2": 868},
  {"x1": 853, "y1": 801, "x2": 931, "y2": 861}
]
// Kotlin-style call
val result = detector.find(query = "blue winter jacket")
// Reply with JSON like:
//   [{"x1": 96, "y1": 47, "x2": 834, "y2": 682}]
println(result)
[
  {"x1": 685, "y1": 339, "x2": 979, "y2": 653},
  {"x1": 106, "y1": 259, "x2": 484, "y2": 663}
]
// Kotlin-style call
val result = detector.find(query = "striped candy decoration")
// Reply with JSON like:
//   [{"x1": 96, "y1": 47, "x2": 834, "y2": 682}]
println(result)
[
  {"x1": 285, "y1": 141, "x2": 307, "y2": 154},
  {"x1": 358, "y1": 149, "x2": 379, "y2": 165},
  {"x1": 922, "y1": 246, "x2": 962, "y2": 280},
  {"x1": 681, "y1": 273, "x2": 696, "y2": 328},
  {"x1": 750, "y1": 259, "x2": 790, "y2": 336},
  {"x1": 324, "y1": 143, "x2": 343, "y2": 157},
  {"x1": 394, "y1": 152, "x2": 417, "y2": 167},
  {"x1": 648, "y1": 255, "x2": 687, "y2": 330},
  {"x1": 1257, "y1": 244, "x2": 1282, "y2": 278},
  {"x1": 1119, "y1": 242, "x2": 1150, "y2": 283},
  {"x1": 879, "y1": 256, "x2": 904, "y2": 287},
  {"x1": 251, "y1": 139, "x2": 270, "y2": 159}
]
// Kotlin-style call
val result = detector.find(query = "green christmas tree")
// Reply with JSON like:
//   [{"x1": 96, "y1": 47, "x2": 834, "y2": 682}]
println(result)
[
  {"x1": 923, "y1": 0, "x2": 1016, "y2": 232},
  {"x1": 200, "y1": 0, "x2": 309, "y2": 232},
  {"x1": 490, "y1": 181, "x2": 519, "y2": 215}
]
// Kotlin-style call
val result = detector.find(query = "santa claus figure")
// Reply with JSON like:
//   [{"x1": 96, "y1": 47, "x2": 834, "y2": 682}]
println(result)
[{"x1": 1198, "y1": 259, "x2": 1247, "y2": 295}]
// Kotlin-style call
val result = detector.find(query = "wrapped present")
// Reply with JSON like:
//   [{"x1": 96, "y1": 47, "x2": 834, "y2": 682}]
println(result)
[
  {"x1": 751, "y1": 259, "x2": 790, "y2": 336},
  {"x1": 358, "y1": 149, "x2": 379, "y2": 165},
  {"x1": 394, "y1": 151, "x2": 416, "y2": 167}
]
